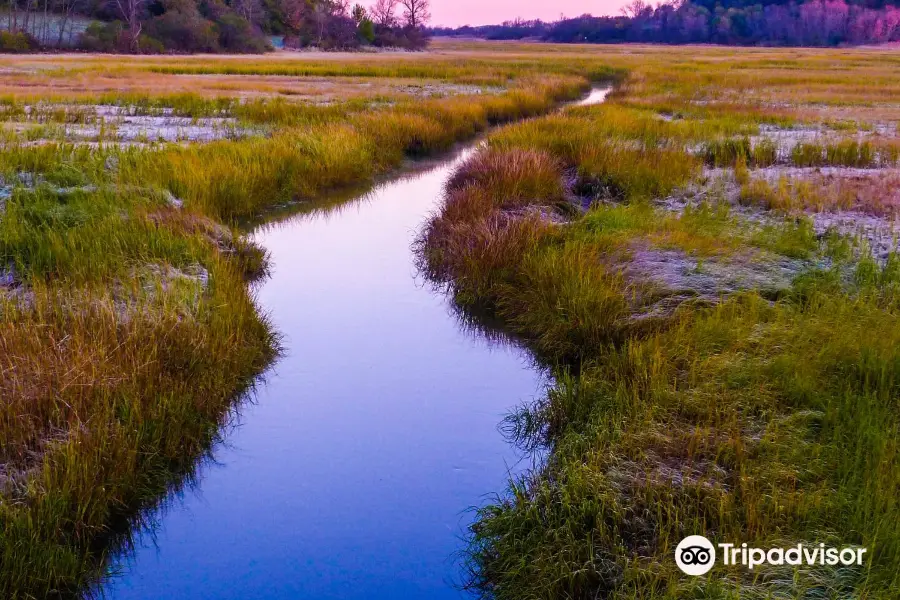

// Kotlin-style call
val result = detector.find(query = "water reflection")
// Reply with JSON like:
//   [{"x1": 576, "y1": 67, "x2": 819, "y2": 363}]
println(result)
[
  {"x1": 88, "y1": 381, "x2": 265, "y2": 599},
  {"x1": 101, "y1": 142, "x2": 545, "y2": 600},
  {"x1": 577, "y1": 87, "x2": 612, "y2": 106}
]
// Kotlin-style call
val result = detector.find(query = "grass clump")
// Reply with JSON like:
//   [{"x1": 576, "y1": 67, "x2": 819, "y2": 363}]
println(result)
[
  {"x1": 0, "y1": 187, "x2": 278, "y2": 597},
  {"x1": 703, "y1": 136, "x2": 753, "y2": 167},
  {"x1": 487, "y1": 109, "x2": 700, "y2": 202},
  {"x1": 704, "y1": 137, "x2": 778, "y2": 168},
  {"x1": 446, "y1": 148, "x2": 567, "y2": 205},
  {"x1": 791, "y1": 140, "x2": 878, "y2": 168}
]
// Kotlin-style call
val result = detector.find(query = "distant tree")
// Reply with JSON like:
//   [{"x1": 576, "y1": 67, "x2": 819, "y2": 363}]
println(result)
[
  {"x1": 144, "y1": 0, "x2": 219, "y2": 51},
  {"x1": 55, "y1": 0, "x2": 85, "y2": 46},
  {"x1": 275, "y1": 0, "x2": 308, "y2": 34},
  {"x1": 398, "y1": 0, "x2": 428, "y2": 27},
  {"x1": 849, "y1": 5, "x2": 900, "y2": 42},
  {"x1": 678, "y1": 3, "x2": 711, "y2": 41},
  {"x1": 351, "y1": 3, "x2": 375, "y2": 42},
  {"x1": 370, "y1": 0, "x2": 397, "y2": 26},
  {"x1": 358, "y1": 15, "x2": 374, "y2": 40},
  {"x1": 312, "y1": 0, "x2": 345, "y2": 44},
  {"x1": 351, "y1": 2, "x2": 365, "y2": 23},
  {"x1": 112, "y1": 0, "x2": 148, "y2": 50},
  {"x1": 430, "y1": 0, "x2": 900, "y2": 47},
  {"x1": 216, "y1": 11, "x2": 269, "y2": 50},
  {"x1": 798, "y1": 0, "x2": 849, "y2": 44},
  {"x1": 233, "y1": 0, "x2": 263, "y2": 26},
  {"x1": 622, "y1": 0, "x2": 651, "y2": 18}
]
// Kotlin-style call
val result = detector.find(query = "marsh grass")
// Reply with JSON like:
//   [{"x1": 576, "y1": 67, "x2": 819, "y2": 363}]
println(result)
[
  {"x1": 487, "y1": 110, "x2": 700, "y2": 202},
  {"x1": 419, "y1": 46, "x2": 900, "y2": 600},
  {"x1": 0, "y1": 186, "x2": 258, "y2": 597},
  {"x1": 740, "y1": 170, "x2": 900, "y2": 216},
  {"x1": 0, "y1": 259, "x2": 279, "y2": 597}
]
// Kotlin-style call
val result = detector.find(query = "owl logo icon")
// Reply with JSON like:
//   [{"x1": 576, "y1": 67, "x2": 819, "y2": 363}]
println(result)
[{"x1": 675, "y1": 535, "x2": 716, "y2": 575}]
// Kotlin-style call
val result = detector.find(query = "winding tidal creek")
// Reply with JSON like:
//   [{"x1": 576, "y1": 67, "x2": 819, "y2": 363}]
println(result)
[{"x1": 101, "y1": 88, "x2": 609, "y2": 600}]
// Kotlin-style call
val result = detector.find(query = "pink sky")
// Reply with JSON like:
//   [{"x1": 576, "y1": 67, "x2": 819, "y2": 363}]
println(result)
[{"x1": 426, "y1": 0, "x2": 627, "y2": 27}]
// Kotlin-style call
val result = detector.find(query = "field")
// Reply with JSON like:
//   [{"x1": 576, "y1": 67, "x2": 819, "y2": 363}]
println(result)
[{"x1": 1, "y1": 40, "x2": 899, "y2": 598}]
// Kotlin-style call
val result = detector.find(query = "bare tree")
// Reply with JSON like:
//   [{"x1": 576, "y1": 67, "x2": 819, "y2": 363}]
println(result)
[
  {"x1": 310, "y1": 0, "x2": 345, "y2": 45},
  {"x1": 41, "y1": 0, "x2": 49, "y2": 45},
  {"x1": 56, "y1": 0, "x2": 84, "y2": 47},
  {"x1": 351, "y1": 2, "x2": 366, "y2": 24},
  {"x1": 21, "y1": 0, "x2": 36, "y2": 36},
  {"x1": 113, "y1": 0, "x2": 147, "y2": 51},
  {"x1": 7, "y1": 0, "x2": 19, "y2": 33},
  {"x1": 7, "y1": 0, "x2": 15, "y2": 32},
  {"x1": 277, "y1": 0, "x2": 307, "y2": 34},
  {"x1": 398, "y1": 0, "x2": 427, "y2": 28},
  {"x1": 621, "y1": 0, "x2": 650, "y2": 18},
  {"x1": 311, "y1": 0, "x2": 328, "y2": 44},
  {"x1": 370, "y1": 0, "x2": 397, "y2": 26},
  {"x1": 234, "y1": 0, "x2": 263, "y2": 25}
]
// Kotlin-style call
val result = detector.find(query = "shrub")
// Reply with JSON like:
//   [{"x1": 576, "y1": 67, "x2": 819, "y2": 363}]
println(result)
[
  {"x1": 319, "y1": 15, "x2": 362, "y2": 50},
  {"x1": 0, "y1": 31, "x2": 39, "y2": 53},
  {"x1": 145, "y1": 10, "x2": 220, "y2": 52},
  {"x1": 137, "y1": 34, "x2": 167, "y2": 54},
  {"x1": 372, "y1": 24, "x2": 430, "y2": 50},
  {"x1": 78, "y1": 21, "x2": 125, "y2": 52}
]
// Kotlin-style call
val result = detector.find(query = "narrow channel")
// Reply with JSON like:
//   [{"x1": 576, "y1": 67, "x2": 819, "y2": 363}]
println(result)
[{"x1": 102, "y1": 88, "x2": 609, "y2": 600}]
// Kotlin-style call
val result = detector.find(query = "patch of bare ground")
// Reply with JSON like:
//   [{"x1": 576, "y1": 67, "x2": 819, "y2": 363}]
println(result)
[
  {"x1": 621, "y1": 244, "x2": 804, "y2": 324},
  {"x1": 1, "y1": 113, "x2": 249, "y2": 145},
  {"x1": 663, "y1": 165, "x2": 900, "y2": 260}
]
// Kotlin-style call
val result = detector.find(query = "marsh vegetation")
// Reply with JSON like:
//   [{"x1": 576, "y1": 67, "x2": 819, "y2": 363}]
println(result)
[
  {"x1": 420, "y1": 41, "x2": 900, "y2": 600},
  {"x1": 1, "y1": 40, "x2": 899, "y2": 600}
]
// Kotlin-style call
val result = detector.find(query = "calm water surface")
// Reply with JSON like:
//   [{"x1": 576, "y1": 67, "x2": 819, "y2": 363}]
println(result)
[
  {"x1": 103, "y1": 88, "x2": 609, "y2": 600},
  {"x1": 104, "y1": 148, "x2": 545, "y2": 600}
]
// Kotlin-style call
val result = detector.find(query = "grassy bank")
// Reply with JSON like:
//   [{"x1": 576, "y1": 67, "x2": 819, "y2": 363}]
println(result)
[
  {"x1": 0, "y1": 53, "x2": 610, "y2": 597},
  {"x1": 420, "y1": 47, "x2": 900, "y2": 599}
]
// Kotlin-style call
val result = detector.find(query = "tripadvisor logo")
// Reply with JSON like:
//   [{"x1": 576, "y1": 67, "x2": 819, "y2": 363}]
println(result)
[
  {"x1": 675, "y1": 535, "x2": 716, "y2": 575},
  {"x1": 675, "y1": 535, "x2": 868, "y2": 575}
]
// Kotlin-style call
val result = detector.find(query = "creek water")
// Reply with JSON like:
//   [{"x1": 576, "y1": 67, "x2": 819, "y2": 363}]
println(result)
[{"x1": 102, "y1": 87, "x2": 609, "y2": 600}]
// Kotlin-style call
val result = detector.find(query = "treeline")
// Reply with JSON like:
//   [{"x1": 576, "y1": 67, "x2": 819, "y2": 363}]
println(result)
[
  {"x1": 430, "y1": 19, "x2": 549, "y2": 40},
  {"x1": 0, "y1": 0, "x2": 431, "y2": 53},
  {"x1": 430, "y1": 0, "x2": 900, "y2": 46}
]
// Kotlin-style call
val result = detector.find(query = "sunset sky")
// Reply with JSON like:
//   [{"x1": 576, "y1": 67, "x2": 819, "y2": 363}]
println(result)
[{"x1": 425, "y1": 0, "x2": 627, "y2": 27}]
